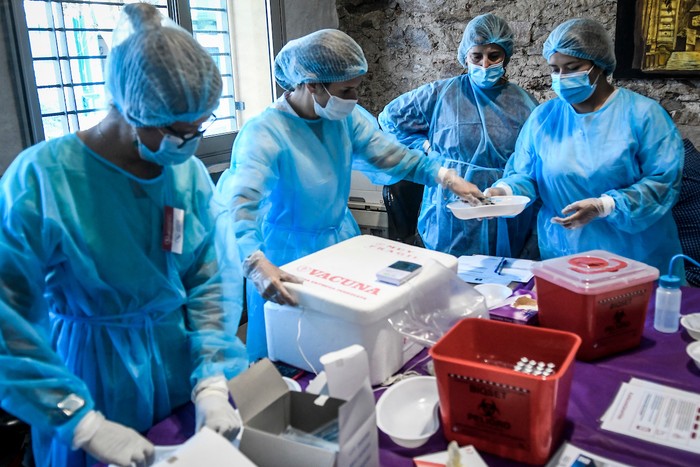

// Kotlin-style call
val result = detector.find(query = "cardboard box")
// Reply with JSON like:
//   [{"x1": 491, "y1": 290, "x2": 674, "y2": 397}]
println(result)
[
  {"x1": 266, "y1": 235, "x2": 458, "y2": 385},
  {"x1": 228, "y1": 347, "x2": 379, "y2": 467},
  {"x1": 489, "y1": 305, "x2": 539, "y2": 326},
  {"x1": 488, "y1": 291, "x2": 539, "y2": 326}
]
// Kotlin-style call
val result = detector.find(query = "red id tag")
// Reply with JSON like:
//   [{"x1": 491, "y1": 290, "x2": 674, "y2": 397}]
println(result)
[{"x1": 162, "y1": 206, "x2": 184, "y2": 254}]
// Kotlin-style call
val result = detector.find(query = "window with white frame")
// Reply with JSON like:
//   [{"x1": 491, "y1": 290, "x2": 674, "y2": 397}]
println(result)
[{"x1": 14, "y1": 0, "x2": 279, "y2": 166}]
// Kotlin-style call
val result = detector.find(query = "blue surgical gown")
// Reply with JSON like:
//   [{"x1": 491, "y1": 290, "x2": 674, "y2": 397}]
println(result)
[
  {"x1": 216, "y1": 102, "x2": 441, "y2": 362},
  {"x1": 498, "y1": 88, "x2": 684, "y2": 273},
  {"x1": 378, "y1": 75, "x2": 538, "y2": 257},
  {"x1": 0, "y1": 134, "x2": 247, "y2": 467}
]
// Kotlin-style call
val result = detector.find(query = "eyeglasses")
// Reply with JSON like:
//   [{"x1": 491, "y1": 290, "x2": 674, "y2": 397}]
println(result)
[{"x1": 160, "y1": 114, "x2": 218, "y2": 148}]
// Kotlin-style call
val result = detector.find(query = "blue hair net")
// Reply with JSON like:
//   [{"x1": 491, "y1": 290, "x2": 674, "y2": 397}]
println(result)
[
  {"x1": 543, "y1": 18, "x2": 616, "y2": 75},
  {"x1": 274, "y1": 29, "x2": 368, "y2": 90},
  {"x1": 457, "y1": 13, "x2": 514, "y2": 68},
  {"x1": 106, "y1": 3, "x2": 222, "y2": 127}
]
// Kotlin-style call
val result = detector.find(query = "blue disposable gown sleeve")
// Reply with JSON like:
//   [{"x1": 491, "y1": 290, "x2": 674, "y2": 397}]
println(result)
[
  {"x1": 602, "y1": 107, "x2": 683, "y2": 234},
  {"x1": 355, "y1": 104, "x2": 380, "y2": 130},
  {"x1": 183, "y1": 164, "x2": 248, "y2": 387},
  {"x1": 215, "y1": 118, "x2": 280, "y2": 262},
  {"x1": 216, "y1": 108, "x2": 440, "y2": 261},
  {"x1": 0, "y1": 162, "x2": 95, "y2": 445},
  {"x1": 498, "y1": 115, "x2": 540, "y2": 201},
  {"x1": 348, "y1": 107, "x2": 441, "y2": 187},
  {"x1": 378, "y1": 81, "x2": 440, "y2": 152}
]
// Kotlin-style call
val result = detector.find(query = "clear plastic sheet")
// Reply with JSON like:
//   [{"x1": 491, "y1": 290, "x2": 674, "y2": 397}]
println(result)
[{"x1": 389, "y1": 260, "x2": 489, "y2": 347}]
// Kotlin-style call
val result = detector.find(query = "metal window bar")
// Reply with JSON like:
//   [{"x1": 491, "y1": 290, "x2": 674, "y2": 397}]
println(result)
[
  {"x1": 10, "y1": 0, "x2": 251, "y2": 168},
  {"x1": 23, "y1": 0, "x2": 237, "y2": 139},
  {"x1": 35, "y1": 0, "x2": 133, "y2": 6},
  {"x1": 41, "y1": 1, "x2": 72, "y2": 135},
  {"x1": 24, "y1": 0, "x2": 116, "y2": 137}
]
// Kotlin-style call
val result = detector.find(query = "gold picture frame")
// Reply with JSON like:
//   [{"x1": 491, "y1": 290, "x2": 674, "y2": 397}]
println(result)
[{"x1": 615, "y1": 0, "x2": 700, "y2": 78}]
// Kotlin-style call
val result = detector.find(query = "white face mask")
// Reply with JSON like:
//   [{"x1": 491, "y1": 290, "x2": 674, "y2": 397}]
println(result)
[{"x1": 312, "y1": 84, "x2": 357, "y2": 120}]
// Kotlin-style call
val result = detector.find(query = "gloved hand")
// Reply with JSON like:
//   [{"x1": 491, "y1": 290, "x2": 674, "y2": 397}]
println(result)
[
  {"x1": 243, "y1": 250, "x2": 302, "y2": 305},
  {"x1": 72, "y1": 410, "x2": 154, "y2": 467},
  {"x1": 441, "y1": 169, "x2": 486, "y2": 206},
  {"x1": 551, "y1": 197, "x2": 606, "y2": 229},
  {"x1": 194, "y1": 376, "x2": 241, "y2": 441},
  {"x1": 483, "y1": 186, "x2": 507, "y2": 197}
]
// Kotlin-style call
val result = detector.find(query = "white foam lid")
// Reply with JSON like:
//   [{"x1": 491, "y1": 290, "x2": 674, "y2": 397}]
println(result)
[{"x1": 280, "y1": 235, "x2": 458, "y2": 324}]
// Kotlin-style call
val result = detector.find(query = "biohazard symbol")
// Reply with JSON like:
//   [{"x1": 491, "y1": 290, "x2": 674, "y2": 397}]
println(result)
[
  {"x1": 614, "y1": 310, "x2": 626, "y2": 325},
  {"x1": 478, "y1": 399, "x2": 500, "y2": 418}
]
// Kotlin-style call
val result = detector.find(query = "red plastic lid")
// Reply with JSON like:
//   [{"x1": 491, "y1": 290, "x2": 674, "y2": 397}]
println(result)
[
  {"x1": 531, "y1": 250, "x2": 659, "y2": 294},
  {"x1": 567, "y1": 256, "x2": 628, "y2": 274}
]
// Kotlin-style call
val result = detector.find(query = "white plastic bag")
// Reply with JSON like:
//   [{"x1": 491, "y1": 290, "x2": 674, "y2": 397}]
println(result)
[{"x1": 389, "y1": 260, "x2": 489, "y2": 347}]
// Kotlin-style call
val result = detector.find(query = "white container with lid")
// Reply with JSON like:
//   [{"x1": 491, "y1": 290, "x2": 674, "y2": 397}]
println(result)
[{"x1": 265, "y1": 235, "x2": 458, "y2": 385}]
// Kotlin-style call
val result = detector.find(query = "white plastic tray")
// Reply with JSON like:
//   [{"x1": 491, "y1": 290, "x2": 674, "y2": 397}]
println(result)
[{"x1": 447, "y1": 195, "x2": 530, "y2": 220}]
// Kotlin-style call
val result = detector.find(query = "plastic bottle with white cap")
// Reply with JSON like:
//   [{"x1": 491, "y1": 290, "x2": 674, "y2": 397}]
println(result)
[
  {"x1": 654, "y1": 274, "x2": 682, "y2": 333},
  {"x1": 653, "y1": 254, "x2": 700, "y2": 333}
]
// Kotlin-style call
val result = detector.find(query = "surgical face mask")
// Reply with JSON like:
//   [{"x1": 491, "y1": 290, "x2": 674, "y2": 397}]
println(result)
[
  {"x1": 312, "y1": 85, "x2": 357, "y2": 120},
  {"x1": 468, "y1": 62, "x2": 505, "y2": 89},
  {"x1": 551, "y1": 67, "x2": 600, "y2": 105},
  {"x1": 136, "y1": 132, "x2": 201, "y2": 166}
]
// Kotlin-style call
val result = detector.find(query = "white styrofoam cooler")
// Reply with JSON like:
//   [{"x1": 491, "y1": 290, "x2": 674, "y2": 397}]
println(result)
[{"x1": 265, "y1": 235, "x2": 458, "y2": 385}]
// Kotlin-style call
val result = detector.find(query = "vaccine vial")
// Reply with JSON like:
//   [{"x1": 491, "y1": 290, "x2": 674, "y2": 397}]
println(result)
[{"x1": 654, "y1": 275, "x2": 682, "y2": 333}]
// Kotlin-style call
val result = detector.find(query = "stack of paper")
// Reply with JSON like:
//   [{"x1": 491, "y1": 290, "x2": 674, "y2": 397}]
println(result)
[
  {"x1": 601, "y1": 378, "x2": 700, "y2": 454},
  {"x1": 457, "y1": 255, "x2": 535, "y2": 286},
  {"x1": 109, "y1": 427, "x2": 254, "y2": 467}
]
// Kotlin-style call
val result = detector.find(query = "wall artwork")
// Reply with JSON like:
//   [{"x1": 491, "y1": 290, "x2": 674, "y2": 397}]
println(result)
[{"x1": 615, "y1": 0, "x2": 700, "y2": 78}]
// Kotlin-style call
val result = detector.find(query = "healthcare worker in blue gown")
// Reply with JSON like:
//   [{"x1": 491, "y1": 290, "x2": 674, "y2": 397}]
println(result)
[
  {"x1": 486, "y1": 18, "x2": 684, "y2": 274},
  {"x1": 216, "y1": 29, "x2": 485, "y2": 362},
  {"x1": 0, "y1": 4, "x2": 247, "y2": 467},
  {"x1": 379, "y1": 13, "x2": 539, "y2": 258}
]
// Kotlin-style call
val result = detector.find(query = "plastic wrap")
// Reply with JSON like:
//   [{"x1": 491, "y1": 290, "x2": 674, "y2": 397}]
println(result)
[{"x1": 389, "y1": 260, "x2": 489, "y2": 347}]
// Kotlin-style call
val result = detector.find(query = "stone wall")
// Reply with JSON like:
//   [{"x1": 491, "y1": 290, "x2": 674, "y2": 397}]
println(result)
[{"x1": 336, "y1": 0, "x2": 700, "y2": 145}]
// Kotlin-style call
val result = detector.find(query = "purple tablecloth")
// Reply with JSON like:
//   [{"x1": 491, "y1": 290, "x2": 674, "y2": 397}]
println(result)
[{"x1": 145, "y1": 286, "x2": 700, "y2": 466}]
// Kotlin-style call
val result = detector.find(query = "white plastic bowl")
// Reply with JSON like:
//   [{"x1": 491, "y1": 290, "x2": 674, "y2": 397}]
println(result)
[
  {"x1": 686, "y1": 341, "x2": 700, "y2": 370},
  {"x1": 282, "y1": 376, "x2": 302, "y2": 391},
  {"x1": 376, "y1": 376, "x2": 440, "y2": 448},
  {"x1": 447, "y1": 195, "x2": 530, "y2": 220},
  {"x1": 680, "y1": 313, "x2": 700, "y2": 340},
  {"x1": 474, "y1": 283, "x2": 513, "y2": 309}
]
